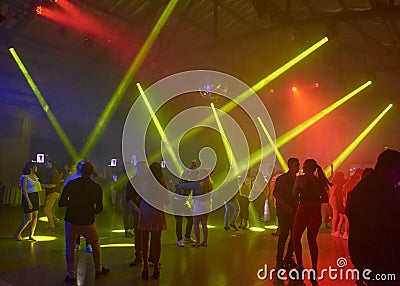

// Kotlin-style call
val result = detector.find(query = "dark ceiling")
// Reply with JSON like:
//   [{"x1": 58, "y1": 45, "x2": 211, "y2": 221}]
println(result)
[{"x1": 0, "y1": 0, "x2": 399, "y2": 165}]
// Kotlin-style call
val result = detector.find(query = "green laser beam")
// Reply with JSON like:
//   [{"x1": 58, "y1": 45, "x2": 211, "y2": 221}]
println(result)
[
  {"x1": 325, "y1": 104, "x2": 393, "y2": 177},
  {"x1": 79, "y1": 0, "x2": 180, "y2": 157},
  {"x1": 257, "y1": 117, "x2": 288, "y2": 172},
  {"x1": 137, "y1": 83, "x2": 183, "y2": 175},
  {"x1": 9, "y1": 48, "x2": 80, "y2": 162}
]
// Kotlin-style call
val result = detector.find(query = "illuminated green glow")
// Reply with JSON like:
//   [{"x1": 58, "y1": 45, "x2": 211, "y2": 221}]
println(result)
[
  {"x1": 221, "y1": 37, "x2": 329, "y2": 115},
  {"x1": 277, "y1": 81, "x2": 372, "y2": 148},
  {"x1": 101, "y1": 243, "x2": 135, "y2": 248},
  {"x1": 9, "y1": 48, "x2": 80, "y2": 162},
  {"x1": 111, "y1": 229, "x2": 125, "y2": 233},
  {"x1": 325, "y1": 104, "x2": 393, "y2": 177},
  {"x1": 137, "y1": 83, "x2": 183, "y2": 175},
  {"x1": 207, "y1": 225, "x2": 216, "y2": 229},
  {"x1": 23, "y1": 236, "x2": 57, "y2": 242},
  {"x1": 79, "y1": 0, "x2": 180, "y2": 157},
  {"x1": 265, "y1": 225, "x2": 278, "y2": 230},
  {"x1": 210, "y1": 103, "x2": 239, "y2": 175},
  {"x1": 249, "y1": 227, "x2": 265, "y2": 232},
  {"x1": 39, "y1": 216, "x2": 49, "y2": 222},
  {"x1": 257, "y1": 117, "x2": 288, "y2": 172},
  {"x1": 148, "y1": 37, "x2": 329, "y2": 163},
  {"x1": 242, "y1": 81, "x2": 372, "y2": 170}
]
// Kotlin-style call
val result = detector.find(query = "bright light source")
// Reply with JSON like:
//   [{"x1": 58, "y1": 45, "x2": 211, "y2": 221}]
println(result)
[
  {"x1": 36, "y1": 6, "x2": 43, "y2": 15},
  {"x1": 291, "y1": 86, "x2": 298, "y2": 92}
]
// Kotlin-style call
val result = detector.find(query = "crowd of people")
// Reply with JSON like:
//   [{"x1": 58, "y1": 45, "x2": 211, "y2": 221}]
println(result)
[{"x1": 12, "y1": 149, "x2": 400, "y2": 285}]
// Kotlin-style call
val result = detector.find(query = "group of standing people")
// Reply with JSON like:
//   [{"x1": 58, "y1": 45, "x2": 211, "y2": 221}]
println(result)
[{"x1": 272, "y1": 149, "x2": 400, "y2": 286}]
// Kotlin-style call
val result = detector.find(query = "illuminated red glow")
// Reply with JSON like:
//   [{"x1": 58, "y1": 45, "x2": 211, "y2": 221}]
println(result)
[{"x1": 36, "y1": 0, "x2": 138, "y2": 57}]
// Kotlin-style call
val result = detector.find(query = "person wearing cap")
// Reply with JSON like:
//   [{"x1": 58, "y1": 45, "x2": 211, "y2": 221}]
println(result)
[{"x1": 59, "y1": 160, "x2": 109, "y2": 284}]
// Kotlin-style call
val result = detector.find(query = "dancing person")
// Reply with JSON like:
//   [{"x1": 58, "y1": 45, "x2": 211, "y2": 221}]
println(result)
[
  {"x1": 347, "y1": 149, "x2": 400, "y2": 286},
  {"x1": 14, "y1": 162, "x2": 41, "y2": 241},
  {"x1": 329, "y1": 171, "x2": 347, "y2": 238},
  {"x1": 139, "y1": 162, "x2": 170, "y2": 280},
  {"x1": 223, "y1": 190, "x2": 240, "y2": 231},
  {"x1": 292, "y1": 159, "x2": 332, "y2": 278},
  {"x1": 176, "y1": 169, "x2": 213, "y2": 247},
  {"x1": 174, "y1": 160, "x2": 196, "y2": 247},
  {"x1": 42, "y1": 158, "x2": 61, "y2": 230},
  {"x1": 63, "y1": 160, "x2": 92, "y2": 253},
  {"x1": 126, "y1": 161, "x2": 151, "y2": 267},
  {"x1": 238, "y1": 172, "x2": 251, "y2": 230},
  {"x1": 274, "y1": 158, "x2": 300, "y2": 269},
  {"x1": 59, "y1": 160, "x2": 109, "y2": 285}
]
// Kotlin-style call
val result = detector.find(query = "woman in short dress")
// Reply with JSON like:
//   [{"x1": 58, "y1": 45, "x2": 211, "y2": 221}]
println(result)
[{"x1": 14, "y1": 162, "x2": 42, "y2": 241}]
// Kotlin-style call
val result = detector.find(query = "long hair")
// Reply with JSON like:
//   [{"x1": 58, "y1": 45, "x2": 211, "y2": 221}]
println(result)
[
  {"x1": 22, "y1": 162, "x2": 36, "y2": 175},
  {"x1": 199, "y1": 169, "x2": 213, "y2": 194},
  {"x1": 150, "y1": 162, "x2": 167, "y2": 188},
  {"x1": 304, "y1": 159, "x2": 332, "y2": 189}
]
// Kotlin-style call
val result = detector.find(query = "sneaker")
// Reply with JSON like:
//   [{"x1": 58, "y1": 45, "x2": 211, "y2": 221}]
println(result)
[
  {"x1": 342, "y1": 232, "x2": 349, "y2": 240},
  {"x1": 95, "y1": 267, "x2": 110, "y2": 278},
  {"x1": 334, "y1": 231, "x2": 342, "y2": 238},
  {"x1": 191, "y1": 243, "x2": 200, "y2": 247},
  {"x1": 177, "y1": 240, "x2": 184, "y2": 247},
  {"x1": 230, "y1": 224, "x2": 239, "y2": 231},
  {"x1": 64, "y1": 275, "x2": 76, "y2": 285},
  {"x1": 224, "y1": 225, "x2": 230, "y2": 230},
  {"x1": 183, "y1": 237, "x2": 195, "y2": 243},
  {"x1": 129, "y1": 258, "x2": 142, "y2": 267},
  {"x1": 85, "y1": 244, "x2": 92, "y2": 253}
]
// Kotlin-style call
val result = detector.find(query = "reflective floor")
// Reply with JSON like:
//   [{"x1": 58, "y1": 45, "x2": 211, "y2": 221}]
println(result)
[{"x1": 0, "y1": 206, "x2": 355, "y2": 286}]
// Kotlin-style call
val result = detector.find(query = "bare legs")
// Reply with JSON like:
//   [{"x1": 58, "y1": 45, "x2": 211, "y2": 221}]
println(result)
[
  {"x1": 193, "y1": 214, "x2": 209, "y2": 246},
  {"x1": 14, "y1": 211, "x2": 38, "y2": 240}
]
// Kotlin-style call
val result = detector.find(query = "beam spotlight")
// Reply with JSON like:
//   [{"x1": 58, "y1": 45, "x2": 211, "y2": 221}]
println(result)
[
  {"x1": 210, "y1": 103, "x2": 240, "y2": 175},
  {"x1": 137, "y1": 83, "x2": 183, "y2": 175},
  {"x1": 148, "y1": 36, "x2": 329, "y2": 163},
  {"x1": 9, "y1": 48, "x2": 79, "y2": 162},
  {"x1": 325, "y1": 104, "x2": 393, "y2": 177},
  {"x1": 242, "y1": 81, "x2": 372, "y2": 170},
  {"x1": 79, "y1": 0, "x2": 180, "y2": 158},
  {"x1": 276, "y1": 80, "x2": 372, "y2": 148},
  {"x1": 257, "y1": 117, "x2": 288, "y2": 172}
]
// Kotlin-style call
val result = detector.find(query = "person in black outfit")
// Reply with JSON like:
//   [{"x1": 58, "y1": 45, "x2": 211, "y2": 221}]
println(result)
[
  {"x1": 273, "y1": 157, "x2": 300, "y2": 269},
  {"x1": 126, "y1": 161, "x2": 154, "y2": 267},
  {"x1": 347, "y1": 149, "x2": 400, "y2": 286},
  {"x1": 174, "y1": 160, "x2": 196, "y2": 247},
  {"x1": 59, "y1": 160, "x2": 109, "y2": 285}
]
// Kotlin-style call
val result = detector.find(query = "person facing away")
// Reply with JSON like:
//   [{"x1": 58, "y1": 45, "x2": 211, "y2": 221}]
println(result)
[
  {"x1": 125, "y1": 161, "x2": 151, "y2": 267},
  {"x1": 58, "y1": 160, "x2": 109, "y2": 285},
  {"x1": 64, "y1": 160, "x2": 92, "y2": 253},
  {"x1": 347, "y1": 149, "x2": 400, "y2": 285},
  {"x1": 292, "y1": 158, "x2": 332, "y2": 277},
  {"x1": 138, "y1": 162, "x2": 171, "y2": 280},
  {"x1": 273, "y1": 157, "x2": 300, "y2": 270}
]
